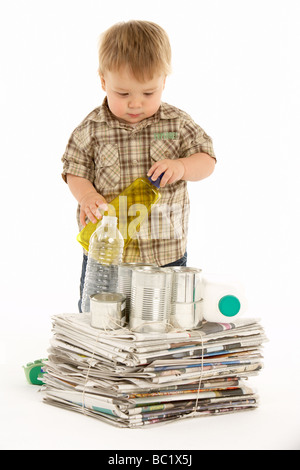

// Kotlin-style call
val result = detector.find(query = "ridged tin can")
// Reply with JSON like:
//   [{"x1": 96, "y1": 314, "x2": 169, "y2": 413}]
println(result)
[
  {"x1": 129, "y1": 266, "x2": 174, "y2": 333},
  {"x1": 90, "y1": 292, "x2": 126, "y2": 330},
  {"x1": 117, "y1": 263, "x2": 156, "y2": 323}
]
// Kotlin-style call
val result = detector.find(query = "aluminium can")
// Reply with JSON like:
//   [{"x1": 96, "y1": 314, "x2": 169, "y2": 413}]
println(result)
[
  {"x1": 170, "y1": 299, "x2": 203, "y2": 330},
  {"x1": 168, "y1": 266, "x2": 202, "y2": 303},
  {"x1": 90, "y1": 292, "x2": 126, "y2": 330},
  {"x1": 117, "y1": 263, "x2": 156, "y2": 323},
  {"x1": 129, "y1": 266, "x2": 174, "y2": 333}
]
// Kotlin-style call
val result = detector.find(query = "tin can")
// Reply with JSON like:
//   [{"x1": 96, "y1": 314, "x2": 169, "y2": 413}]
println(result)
[
  {"x1": 168, "y1": 267, "x2": 202, "y2": 303},
  {"x1": 129, "y1": 266, "x2": 174, "y2": 333},
  {"x1": 170, "y1": 300, "x2": 203, "y2": 330},
  {"x1": 90, "y1": 292, "x2": 126, "y2": 330},
  {"x1": 117, "y1": 263, "x2": 156, "y2": 323}
]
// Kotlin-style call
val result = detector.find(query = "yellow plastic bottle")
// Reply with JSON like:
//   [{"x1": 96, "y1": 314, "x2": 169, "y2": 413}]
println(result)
[{"x1": 77, "y1": 174, "x2": 164, "y2": 251}]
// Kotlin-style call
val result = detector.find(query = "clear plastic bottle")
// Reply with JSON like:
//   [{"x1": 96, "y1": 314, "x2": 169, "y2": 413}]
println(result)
[{"x1": 81, "y1": 216, "x2": 124, "y2": 313}]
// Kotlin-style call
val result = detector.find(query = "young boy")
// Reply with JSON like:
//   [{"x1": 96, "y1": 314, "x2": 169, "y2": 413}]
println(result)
[{"x1": 61, "y1": 21, "x2": 216, "y2": 311}]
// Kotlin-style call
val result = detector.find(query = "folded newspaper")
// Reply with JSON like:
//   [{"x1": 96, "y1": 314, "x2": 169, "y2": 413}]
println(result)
[{"x1": 42, "y1": 314, "x2": 267, "y2": 427}]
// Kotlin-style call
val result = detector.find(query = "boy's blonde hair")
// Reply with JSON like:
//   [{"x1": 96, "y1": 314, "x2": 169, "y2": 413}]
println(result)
[{"x1": 98, "y1": 20, "x2": 172, "y2": 82}]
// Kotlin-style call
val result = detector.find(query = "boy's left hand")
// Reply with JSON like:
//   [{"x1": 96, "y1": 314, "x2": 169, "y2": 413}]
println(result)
[{"x1": 147, "y1": 159, "x2": 185, "y2": 187}]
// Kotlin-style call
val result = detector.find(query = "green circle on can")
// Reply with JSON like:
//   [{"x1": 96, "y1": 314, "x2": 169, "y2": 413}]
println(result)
[{"x1": 218, "y1": 295, "x2": 241, "y2": 317}]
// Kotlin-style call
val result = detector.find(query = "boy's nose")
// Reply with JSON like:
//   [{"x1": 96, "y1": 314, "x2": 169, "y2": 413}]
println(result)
[{"x1": 128, "y1": 98, "x2": 142, "y2": 109}]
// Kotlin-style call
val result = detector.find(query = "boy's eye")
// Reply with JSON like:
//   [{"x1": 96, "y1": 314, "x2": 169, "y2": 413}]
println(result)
[
  {"x1": 144, "y1": 92, "x2": 153, "y2": 96},
  {"x1": 117, "y1": 92, "x2": 129, "y2": 96}
]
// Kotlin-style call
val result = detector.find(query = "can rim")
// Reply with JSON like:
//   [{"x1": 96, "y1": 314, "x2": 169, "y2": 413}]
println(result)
[
  {"x1": 132, "y1": 266, "x2": 174, "y2": 274},
  {"x1": 168, "y1": 267, "x2": 202, "y2": 274},
  {"x1": 90, "y1": 292, "x2": 126, "y2": 303}
]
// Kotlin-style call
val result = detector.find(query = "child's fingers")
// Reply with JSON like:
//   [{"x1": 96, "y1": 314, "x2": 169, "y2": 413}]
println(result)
[
  {"x1": 147, "y1": 162, "x2": 157, "y2": 176},
  {"x1": 148, "y1": 163, "x2": 168, "y2": 182},
  {"x1": 159, "y1": 169, "x2": 173, "y2": 187},
  {"x1": 95, "y1": 200, "x2": 108, "y2": 219},
  {"x1": 96, "y1": 200, "x2": 108, "y2": 212},
  {"x1": 147, "y1": 161, "x2": 165, "y2": 178},
  {"x1": 80, "y1": 209, "x2": 88, "y2": 227},
  {"x1": 85, "y1": 204, "x2": 99, "y2": 224}
]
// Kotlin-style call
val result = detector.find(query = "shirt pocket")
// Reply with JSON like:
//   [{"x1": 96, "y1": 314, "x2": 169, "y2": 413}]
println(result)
[
  {"x1": 95, "y1": 143, "x2": 120, "y2": 189},
  {"x1": 150, "y1": 139, "x2": 181, "y2": 164}
]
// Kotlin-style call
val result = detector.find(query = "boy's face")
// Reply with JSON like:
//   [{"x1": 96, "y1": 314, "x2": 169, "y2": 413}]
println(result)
[{"x1": 100, "y1": 67, "x2": 166, "y2": 124}]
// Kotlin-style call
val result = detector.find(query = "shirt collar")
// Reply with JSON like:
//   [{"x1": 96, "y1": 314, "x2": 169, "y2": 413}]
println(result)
[{"x1": 93, "y1": 97, "x2": 178, "y2": 130}]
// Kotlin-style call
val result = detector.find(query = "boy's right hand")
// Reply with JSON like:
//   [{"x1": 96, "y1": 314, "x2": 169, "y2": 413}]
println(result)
[{"x1": 79, "y1": 191, "x2": 108, "y2": 226}]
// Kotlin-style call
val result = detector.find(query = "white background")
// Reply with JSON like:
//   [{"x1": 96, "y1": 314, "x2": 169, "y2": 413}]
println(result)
[{"x1": 0, "y1": 0, "x2": 299, "y2": 450}]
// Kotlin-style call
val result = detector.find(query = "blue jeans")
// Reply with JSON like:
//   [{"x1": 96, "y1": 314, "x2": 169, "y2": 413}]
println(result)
[
  {"x1": 78, "y1": 251, "x2": 187, "y2": 312},
  {"x1": 162, "y1": 251, "x2": 187, "y2": 268}
]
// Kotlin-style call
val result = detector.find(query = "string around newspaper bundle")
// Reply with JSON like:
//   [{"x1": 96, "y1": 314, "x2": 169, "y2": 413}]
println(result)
[{"x1": 80, "y1": 314, "x2": 205, "y2": 422}]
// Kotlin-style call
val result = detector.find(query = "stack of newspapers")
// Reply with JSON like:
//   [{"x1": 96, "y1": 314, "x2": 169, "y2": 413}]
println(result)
[{"x1": 42, "y1": 314, "x2": 267, "y2": 427}]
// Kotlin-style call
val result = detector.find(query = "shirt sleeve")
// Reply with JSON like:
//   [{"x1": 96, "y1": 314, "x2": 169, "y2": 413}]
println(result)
[
  {"x1": 61, "y1": 125, "x2": 95, "y2": 183},
  {"x1": 179, "y1": 117, "x2": 216, "y2": 161}
]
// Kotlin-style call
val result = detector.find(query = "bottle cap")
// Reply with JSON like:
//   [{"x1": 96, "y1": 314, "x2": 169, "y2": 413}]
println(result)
[{"x1": 147, "y1": 172, "x2": 165, "y2": 188}]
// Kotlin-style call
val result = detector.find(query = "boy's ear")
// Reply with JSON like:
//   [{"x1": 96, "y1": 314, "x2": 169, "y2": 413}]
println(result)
[{"x1": 100, "y1": 75, "x2": 106, "y2": 91}]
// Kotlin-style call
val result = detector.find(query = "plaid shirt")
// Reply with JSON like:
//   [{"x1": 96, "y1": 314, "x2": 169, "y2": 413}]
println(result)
[{"x1": 61, "y1": 98, "x2": 215, "y2": 265}]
